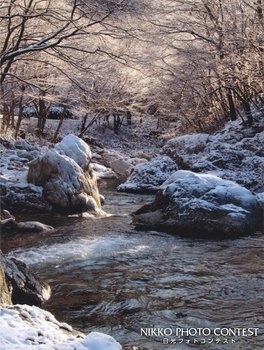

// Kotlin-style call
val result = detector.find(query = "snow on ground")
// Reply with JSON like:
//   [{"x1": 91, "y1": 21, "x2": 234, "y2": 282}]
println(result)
[
  {"x1": 0, "y1": 140, "x2": 42, "y2": 187},
  {"x1": 20, "y1": 115, "x2": 164, "y2": 159},
  {"x1": 0, "y1": 304, "x2": 122, "y2": 350},
  {"x1": 0, "y1": 139, "x2": 51, "y2": 212}
]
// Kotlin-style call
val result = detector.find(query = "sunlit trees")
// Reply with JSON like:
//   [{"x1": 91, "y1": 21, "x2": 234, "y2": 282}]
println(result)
[
  {"x1": 143, "y1": 0, "x2": 263, "y2": 131},
  {"x1": 0, "y1": 0, "x2": 263, "y2": 138},
  {"x1": 0, "y1": 0, "x2": 140, "y2": 135}
]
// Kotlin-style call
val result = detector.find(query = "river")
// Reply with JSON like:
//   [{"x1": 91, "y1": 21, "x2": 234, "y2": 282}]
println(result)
[{"x1": 2, "y1": 186, "x2": 264, "y2": 350}]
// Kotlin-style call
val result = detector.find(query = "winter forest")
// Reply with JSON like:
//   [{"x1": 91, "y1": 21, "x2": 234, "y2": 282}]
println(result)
[
  {"x1": 1, "y1": 0, "x2": 263, "y2": 135},
  {"x1": 0, "y1": 1, "x2": 264, "y2": 350}
]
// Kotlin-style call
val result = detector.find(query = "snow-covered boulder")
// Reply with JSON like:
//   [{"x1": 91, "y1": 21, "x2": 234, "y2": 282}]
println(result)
[
  {"x1": 55, "y1": 134, "x2": 92, "y2": 170},
  {"x1": 118, "y1": 156, "x2": 178, "y2": 193},
  {"x1": 0, "y1": 182, "x2": 50, "y2": 214},
  {"x1": 164, "y1": 133, "x2": 209, "y2": 155},
  {"x1": 163, "y1": 133, "x2": 209, "y2": 168},
  {"x1": 133, "y1": 170, "x2": 262, "y2": 238},
  {"x1": 0, "y1": 304, "x2": 122, "y2": 350},
  {"x1": 162, "y1": 115, "x2": 264, "y2": 193},
  {"x1": 28, "y1": 136, "x2": 101, "y2": 214}
]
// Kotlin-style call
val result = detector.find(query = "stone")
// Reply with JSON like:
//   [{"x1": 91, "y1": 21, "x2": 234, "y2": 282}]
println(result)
[
  {"x1": 0, "y1": 218, "x2": 17, "y2": 233},
  {"x1": 16, "y1": 221, "x2": 54, "y2": 233},
  {"x1": 118, "y1": 156, "x2": 177, "y2": 193},
  {"x1": 133, "y1": 170, "x2": 262, "y2": 238},
  {"x1": 109, "y1": 159, "x2": 132, "y2": 176},
  {"x1": 0, "y1": 210, "x2": 15, "y2": 220},
  {"x1": 2, "y1": 253, "x2": 51, "y2": 306},
  {"x1": 0, "y1": 214, "x2": 54, "y2": 234},
  {"x1": 27, "y1": 135, "x2": 101, "y2": 214},
  {"x1": 0, "y1": 183, "x2": 51, "y2": 214}
]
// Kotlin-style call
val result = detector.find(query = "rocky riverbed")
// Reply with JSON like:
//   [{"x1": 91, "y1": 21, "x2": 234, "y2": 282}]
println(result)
[{"x1": 0, "y1": 110, "x2": 263, "y2": 349}]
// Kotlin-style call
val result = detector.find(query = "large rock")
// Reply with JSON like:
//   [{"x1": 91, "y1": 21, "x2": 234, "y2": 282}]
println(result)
[
  {"x1": 163, "y1": 133, "x2": 209, "y2": 168},
  {"x1": 133, "y1": 170, "x2": 262, "y2": 238},
  {"x1": 28, "y1": 135, "x2": 101, "y2": 214},
  {"x1": 162, "y1": 114, "x2": 264, "y2": 193},
  {"x1": 0, "y1": 252, "x2": 50, "y2": 306},
  {"x1": 118, "y1": 156, "x2": 177, "y2": 193}
]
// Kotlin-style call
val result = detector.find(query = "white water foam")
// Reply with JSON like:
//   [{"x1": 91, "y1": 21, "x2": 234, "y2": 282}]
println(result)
[{"x1": 7, "y1": 236, "x2": 147, "y2": 269}]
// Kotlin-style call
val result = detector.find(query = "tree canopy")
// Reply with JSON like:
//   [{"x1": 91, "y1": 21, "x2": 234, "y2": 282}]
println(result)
[{"x1": 0, "y1": 0, "x2": 263, "y2": 136}]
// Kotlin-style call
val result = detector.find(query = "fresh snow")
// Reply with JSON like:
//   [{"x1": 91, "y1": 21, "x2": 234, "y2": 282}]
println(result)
[
  {"x1": 0, "y1": 304, "x2": 122, "y2": 350},
  {"x1": 160, "y1": 170, "x2": 260, "y2": 224},
  {"x1": 162, "y1": 170, "x2": 258, "y2": 209},
  {"x1": 55, "y1": 134, "x2": 92, "y2": 170}
]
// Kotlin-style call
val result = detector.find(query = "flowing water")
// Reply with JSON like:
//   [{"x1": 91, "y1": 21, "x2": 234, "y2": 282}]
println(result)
[{"x1": 2, "y1": 187, "x2": 264, "y2": 349}]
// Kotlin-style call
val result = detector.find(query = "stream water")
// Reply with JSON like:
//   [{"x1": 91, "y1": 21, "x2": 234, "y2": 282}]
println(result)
[{"x1": 2, "y1": 186, "x2": 264, "y2": 350}]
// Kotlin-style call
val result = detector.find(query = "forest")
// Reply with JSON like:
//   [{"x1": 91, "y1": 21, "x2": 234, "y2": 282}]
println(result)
[{"x1": 1, "y1": 0, "x2": 263, "y2": 138}]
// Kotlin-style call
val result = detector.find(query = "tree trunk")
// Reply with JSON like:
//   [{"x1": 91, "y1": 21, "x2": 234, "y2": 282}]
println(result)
[
  {"x1": 227, "y1": 88, "x2": 237, "y2": 121},
  {"x1": 80, "y1": 113, "x2": 88, "y2": 135},
  {"x1": 256, "y1": 0, "x2": 263, "y2": 20},
  {"x1": 53, "y1": 107, "x2": 66, "y2": 142},
  {"x1": 0, "y1": 85, "x2": 9, "y2": 133},
  {"x1": 243, "y1": 100, "x2": 253, "y2": 126},
  {"x1": 15, "y1": 86, "x2": 25, "y2": 139}
]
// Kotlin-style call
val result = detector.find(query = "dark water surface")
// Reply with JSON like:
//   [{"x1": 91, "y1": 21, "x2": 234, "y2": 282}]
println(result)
[{"x1": 2, "y1": 189, "x2": 264, "y2": 349}]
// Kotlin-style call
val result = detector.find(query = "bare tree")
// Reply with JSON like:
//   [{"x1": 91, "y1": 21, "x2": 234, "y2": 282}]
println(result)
[
  {"x1": 0, "y1": 0, "x2": 138, "y2": 135},
  {"x1": 140, "y1": 0, "x2": 263, "y2": 131}
]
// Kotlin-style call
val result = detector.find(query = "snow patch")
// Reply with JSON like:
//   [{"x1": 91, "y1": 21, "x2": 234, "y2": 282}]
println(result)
[
  {"x1": 162, "y1": 170, "x2": 258, "y2": 210},
  {"x1": 0, "y1": 304, "x2": 122, "y2": 350},
  {"x1": 55, "y1": 134, "x2": 92, "y2": 170}
]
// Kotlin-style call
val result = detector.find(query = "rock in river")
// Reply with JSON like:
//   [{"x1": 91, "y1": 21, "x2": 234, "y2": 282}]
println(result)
[
  {"x1": 1, "y1": 219, "x2": 54, "y2": 234},
  {"x1": 0, "y1": 251, "x2": 51, "y2": 306},
  {"x1": 118, "y1": 156, "x2": 177, "y2": 193},
  {"x1": 133, "y1": 170, "x2": 263, "y2": 238},
  {"x1": 28, "y1": 134, "x2": 101, "y2": 214}
]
